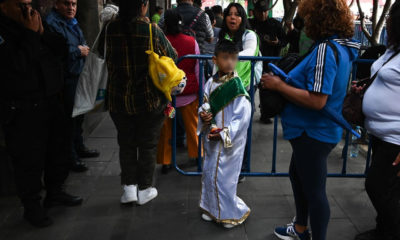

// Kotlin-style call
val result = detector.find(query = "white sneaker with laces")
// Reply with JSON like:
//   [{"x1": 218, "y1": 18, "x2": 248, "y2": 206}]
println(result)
[
  {"x1": 120, "y1": 185, "x2": 138, "y2": 204},
  {"x1": 137, "y1": 187, "x2": 158, "y2": 205},
  {"x1": 201, "y1": 214, "x2": 213, "y2": 222}
]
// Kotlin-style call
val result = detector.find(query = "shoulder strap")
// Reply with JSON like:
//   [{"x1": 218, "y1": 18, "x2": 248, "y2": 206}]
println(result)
[
  {"x1": 379, "y1": 49, "x2": 400, "y2": 68},
  {"x1": 189, "y1": 9, "x2": 203, "y2": 29},
  {"x1": 209, "y1": 77, "x2": 250, "y2": 115},
  {"x1": 326, "y1": 41, "x2": 339, "y2": 64},
  {"x1": 368, "y1": 48, "x2": 400, "y2": 84},
  {"x1": 149, "y1": 24, "x2": 154, "y2": 52}
]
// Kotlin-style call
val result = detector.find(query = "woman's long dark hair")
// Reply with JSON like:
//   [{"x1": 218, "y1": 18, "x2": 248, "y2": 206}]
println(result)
[
  {"x1": 164, "y1": 9, "x2": 184, "y2": 35},
  {"x1": 118, "y1": 0, "x2": 148, "y2": 22},
  {"x1": 218, "y1": 3, "x2": 249, "y2": 51},
  {"x1": 387, "y1": 0, "x2": 400, "y2": 49}
]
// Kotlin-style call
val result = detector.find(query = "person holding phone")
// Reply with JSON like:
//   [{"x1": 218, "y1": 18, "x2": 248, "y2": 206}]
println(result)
[
  {"x1": 248, "y1": 0, "x2": 288, "y2": 125},
  {"x1": 0, "y1": 0, "x2": 83, "y2": 228},
  {"x1": 46, "y1": 0, "x2": 100, "y2": 173}
]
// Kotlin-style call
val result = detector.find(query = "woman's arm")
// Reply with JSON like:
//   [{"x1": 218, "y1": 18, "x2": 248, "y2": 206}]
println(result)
[
  {"x1": 240, "y1": 30, "x2": 258, "y2": 56},
  {"x1": 260, "y1": 42, "x2": 338, "y2": 110},
  {"x1": 261, "y1": 74, "x2": 328, "y2": 110}
]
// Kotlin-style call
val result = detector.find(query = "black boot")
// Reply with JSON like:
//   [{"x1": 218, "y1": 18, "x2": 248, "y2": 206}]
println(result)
[
  {"x1": 161, "y1": 164, "x2": 171, "y2": 174},
  {"x1": 260, "y1": 116, "x2": 273, "y2": 124},
  {"x1": 71, "y1": 159, "x2": 88, "y2": 172},
  {"x1": 23, "y1": 200, "x2": 53, "y2": 228},
  {"x1": 44, "y1": 190, "x2": 83, "y2": 208},
  {"x1": 77, "y1": 146, "x2": 100, "y2": 158}
]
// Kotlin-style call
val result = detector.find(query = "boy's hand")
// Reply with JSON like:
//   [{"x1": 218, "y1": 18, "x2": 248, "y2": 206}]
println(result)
[
  {"x1": 208, "y1": 133, "x2": 221, "y2": 141},
  {"x1": 200, "y1": 111, "x2": 213, "y2": 124}
]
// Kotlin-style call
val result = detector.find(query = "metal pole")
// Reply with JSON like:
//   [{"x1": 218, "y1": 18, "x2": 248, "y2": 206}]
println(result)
[
  {"x1": 172, "y1": 96, "x2": 177, "y2": 169},
  {"x1": 341, "y1": 130, "x2": 350, "y2": 174},
  {"x1": 197, "y1": 60, "x2": 204, "y2": 172},
  {"x1": 245, "y1": 61, "x2": 256, "y2": 172},
  {"x1": 272, "y1": 115, "x2": 278, "y2": 173}
]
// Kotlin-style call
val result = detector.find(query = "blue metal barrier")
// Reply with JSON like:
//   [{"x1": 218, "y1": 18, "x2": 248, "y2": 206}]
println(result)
[{"x1": 172, "y1": 55, "x2": 375, "y2": 178}]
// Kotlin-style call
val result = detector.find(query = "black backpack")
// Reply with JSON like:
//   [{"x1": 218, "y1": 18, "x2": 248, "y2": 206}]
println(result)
[
  {"x1": 259, "y1": 41, "x2": 338, "y2": 118},
  {"x1": 182, "y1": 9, "x2": 203, "y2": 38},
  {"x1": 259, "y1": 53, "x2": 303, "y2": 118}
]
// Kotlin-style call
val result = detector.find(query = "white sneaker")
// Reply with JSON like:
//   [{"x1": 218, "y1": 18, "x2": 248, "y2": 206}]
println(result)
[
  {"x1": 201, "y1": 214, "x2": 213, "y2": 222},
  {"x1": 137, "y1": 187, "x2": 158, "y2": 205},
  {"x1": 120, "y1": 185, "x2": 138, "y2": 204},
  {"x1": 223, "y1": 223, "x2": 236, "y2": 229}
]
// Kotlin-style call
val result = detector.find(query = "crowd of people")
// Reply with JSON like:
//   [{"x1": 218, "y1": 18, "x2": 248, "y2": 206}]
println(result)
[{"x1": 0, "y1": 0, "x2": 399, "y2": 239}]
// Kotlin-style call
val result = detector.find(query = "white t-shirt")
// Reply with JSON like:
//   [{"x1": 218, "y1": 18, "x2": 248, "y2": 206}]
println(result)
[{"x1": 363, "y1": 47, "x2": 400, "y2": 145}]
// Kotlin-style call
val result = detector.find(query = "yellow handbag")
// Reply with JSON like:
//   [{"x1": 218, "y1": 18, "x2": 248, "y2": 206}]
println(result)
[{"x1": 146, "y1": 24, "x2": 185, "y2": 102}]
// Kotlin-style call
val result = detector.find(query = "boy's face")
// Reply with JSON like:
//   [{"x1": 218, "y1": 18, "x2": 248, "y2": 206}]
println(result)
[{"x1": 213, "y1": 52, "x2": 238, "y2": 74}]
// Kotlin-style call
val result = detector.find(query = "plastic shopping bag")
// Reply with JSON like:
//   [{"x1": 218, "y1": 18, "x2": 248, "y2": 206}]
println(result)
[{"x1": 72, "y1": 24, "x2": 109, "y2": 117}]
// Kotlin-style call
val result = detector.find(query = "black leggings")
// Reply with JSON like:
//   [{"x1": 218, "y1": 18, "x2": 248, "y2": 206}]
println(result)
[{"x1": 289, "y1": 133, "x2": 336, "y2": 240}]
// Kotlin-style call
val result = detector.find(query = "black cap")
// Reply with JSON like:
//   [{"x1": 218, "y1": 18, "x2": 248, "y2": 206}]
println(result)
[{"x1": 254, "y1": 0, "x2": 270, "y2": 12}]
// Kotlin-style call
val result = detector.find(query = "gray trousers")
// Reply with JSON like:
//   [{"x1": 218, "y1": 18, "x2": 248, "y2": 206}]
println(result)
[{"x1": 110, "y1": 111, "x2": 165, "y2": 190}]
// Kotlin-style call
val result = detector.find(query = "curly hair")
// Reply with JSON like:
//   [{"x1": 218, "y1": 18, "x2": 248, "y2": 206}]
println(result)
[
  {"x1": 387, "y1": 0, "x2": 400, "y2": 49},
  {"x1": 298, "y1": 0, "x2": 354, "y2": 41}
]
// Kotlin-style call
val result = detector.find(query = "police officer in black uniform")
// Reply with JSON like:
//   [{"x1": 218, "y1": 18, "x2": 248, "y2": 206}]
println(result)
[{"x1": 0, "y1": 0, "x2": 83, "y2": 228}]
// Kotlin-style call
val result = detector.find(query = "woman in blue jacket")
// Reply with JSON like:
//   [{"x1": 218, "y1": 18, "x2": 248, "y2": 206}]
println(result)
[{"x1": 261, "y1": 0, "x2": 360, "y2": 239}]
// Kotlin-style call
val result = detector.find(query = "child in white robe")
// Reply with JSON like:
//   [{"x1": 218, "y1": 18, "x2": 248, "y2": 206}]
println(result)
[{"x1": 198, "y1": 40, "x2": 252, "y2": 228}]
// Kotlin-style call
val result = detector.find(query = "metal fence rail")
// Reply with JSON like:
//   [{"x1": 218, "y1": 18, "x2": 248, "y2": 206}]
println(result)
[{"x1": 172, "y1": 55, "x2": 375, "y2": 178}]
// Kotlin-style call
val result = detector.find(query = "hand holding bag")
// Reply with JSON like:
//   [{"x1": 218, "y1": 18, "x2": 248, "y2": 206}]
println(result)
[{"x1": 342, "y1": 49, "x2": 400, "y2": 126}]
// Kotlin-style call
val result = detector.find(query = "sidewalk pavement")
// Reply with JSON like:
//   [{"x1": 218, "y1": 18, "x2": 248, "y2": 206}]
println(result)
[{"x1": 0, "y1": 108, "x2": 376, "y2": 240}]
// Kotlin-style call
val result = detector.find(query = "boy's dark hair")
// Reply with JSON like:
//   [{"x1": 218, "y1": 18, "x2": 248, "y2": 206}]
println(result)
[{"x1": 214, "y1": 39, "x2": 239, "y2": 56}]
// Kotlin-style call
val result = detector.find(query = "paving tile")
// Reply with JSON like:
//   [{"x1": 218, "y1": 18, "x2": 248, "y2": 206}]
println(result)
[
  {"x1": 247, "y1": 196, "x2": 294, "y2": 219},
  {"x1": 327, "y1": 219, "x2": 359, "y2": 240},
  {"x1": 244, "y1": 218, "x2": 288, "y2": 240},
  {"x1": 83, "y1": 148, "x2": 117, "y2": 163}
]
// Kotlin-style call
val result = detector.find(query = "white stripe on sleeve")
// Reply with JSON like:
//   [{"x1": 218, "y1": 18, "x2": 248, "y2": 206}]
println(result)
[{"x1": 313, "y1": 43, "x2": 328, "y2": 92}]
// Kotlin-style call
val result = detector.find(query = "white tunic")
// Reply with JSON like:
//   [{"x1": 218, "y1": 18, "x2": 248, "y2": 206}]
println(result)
[{"x1": 198, "y1": 77, "x2": 252, "y2": 225}]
